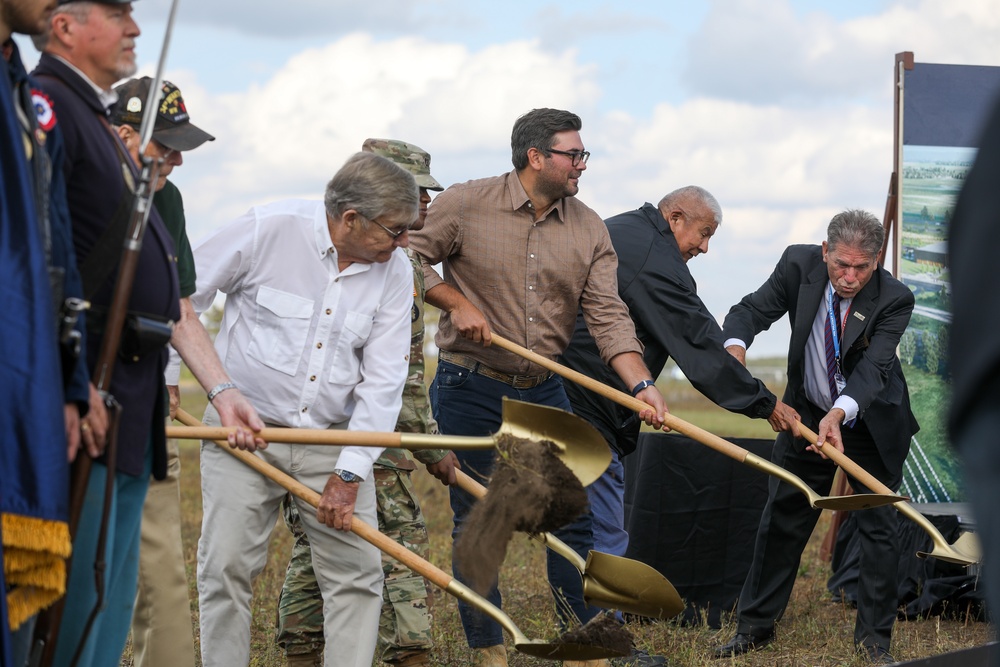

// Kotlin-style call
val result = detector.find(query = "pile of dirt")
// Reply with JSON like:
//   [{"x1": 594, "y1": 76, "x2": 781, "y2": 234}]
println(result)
[
  {"x1": 554, "y1": 613, "x2": 634, "y2": 656},
  {"x1": 455, "y1": 433, "x2": 588, "y2": 595}
]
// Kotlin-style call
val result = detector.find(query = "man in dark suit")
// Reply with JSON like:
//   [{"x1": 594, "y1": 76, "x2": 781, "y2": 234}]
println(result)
[
  {"x1": 949, "y1": 101, "x2": 1000, "y2": 667},
  {"x1": 713, "y1": 209, "x2": 918, "y2": 665}
]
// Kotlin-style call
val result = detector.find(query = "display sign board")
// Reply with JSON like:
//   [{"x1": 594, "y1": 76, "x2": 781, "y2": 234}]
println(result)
[{"x1": 896, "y1": 60, "x2": 1000, "y2": 502}]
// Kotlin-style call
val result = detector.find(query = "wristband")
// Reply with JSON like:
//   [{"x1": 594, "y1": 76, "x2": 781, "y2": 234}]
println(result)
[
  {"x1": 631, "y1": 379, "x2": 656, "y2": 397},
  {"x1": 207, "y1": 381, "x2": 238, "y2": 401}
]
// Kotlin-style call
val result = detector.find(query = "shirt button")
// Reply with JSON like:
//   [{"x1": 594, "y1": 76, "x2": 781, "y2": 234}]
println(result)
[
  {"x1": 316, "y1": 342, "x2": 323, "y2": 349},
  {"x1": 528, "y1": 285, "x2": 534, "y2": 290},
  {"x1": 530, "y1": 253, "x2": 535, "y2": 258},
  {"x1": 310, "y1": 375, "x2": 316, "y2": 382},
  {"x1": 326, "y1": 308, "x2": 332, "y2": 315},
  {"x1": 528, "y1": 317, "x2": 534, "y2": 322},
  {"x1": 301, "y1": 407, "x2": 308, "y2": 413}
]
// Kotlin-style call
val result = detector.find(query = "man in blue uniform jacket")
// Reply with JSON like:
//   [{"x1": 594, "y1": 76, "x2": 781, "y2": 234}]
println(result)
[{"x1": 31, "y1": 1, "x2": 182, "y2": 665}]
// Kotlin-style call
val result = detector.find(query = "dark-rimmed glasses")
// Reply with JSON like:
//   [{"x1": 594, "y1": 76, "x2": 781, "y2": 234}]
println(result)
[
  {"x1": 370, "y1": 217, "x2": 410, "y2": 240},
  {"x1": 547, "y1": 148, "x2": 590, "y2": 167}
]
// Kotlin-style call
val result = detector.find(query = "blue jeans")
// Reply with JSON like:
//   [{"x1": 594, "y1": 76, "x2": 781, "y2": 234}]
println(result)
[
  {"x1": 54, "y1": 443, "x2": 152, "y2": 667},
  {"x1": 588, "y1": 449, "x2": 628, "y2": 558},
  {"x1": 431, "y1": 361, "x2": 599, "y2": 648}
]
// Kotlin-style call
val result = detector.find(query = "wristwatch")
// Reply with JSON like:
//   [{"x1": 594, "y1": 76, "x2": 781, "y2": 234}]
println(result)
[
  {"x1": 631, "y1": 379, "x2": 656, "y2": 397},
  {"x1": 332, "y1": 468, "x2": 362, "y2": 484}
]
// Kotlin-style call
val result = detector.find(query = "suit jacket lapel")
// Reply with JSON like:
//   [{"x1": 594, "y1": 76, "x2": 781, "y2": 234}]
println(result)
[{"x1": 791, "y1": 261, "x2": 829, "y2": 354}]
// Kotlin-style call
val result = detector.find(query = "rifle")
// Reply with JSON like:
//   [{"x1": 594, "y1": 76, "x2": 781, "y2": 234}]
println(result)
[{"x1": 29, "y1": 2, "x2": 182, "y2": 665}]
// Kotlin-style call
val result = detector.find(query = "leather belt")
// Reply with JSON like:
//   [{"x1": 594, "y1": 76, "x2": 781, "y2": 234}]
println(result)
[{"x1": 438, "y1": 351, "x2": 554, "y2": 389}]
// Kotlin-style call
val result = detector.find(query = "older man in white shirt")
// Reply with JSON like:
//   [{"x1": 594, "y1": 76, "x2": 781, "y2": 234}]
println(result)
[{"x1": 191, "y1": 152, "x2": 418, "y2": 667}]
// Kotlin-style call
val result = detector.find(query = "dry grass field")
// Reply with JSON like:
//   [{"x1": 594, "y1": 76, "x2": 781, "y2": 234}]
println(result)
[{"x1": 126, "y1": 370, "x2": 994, "y2": 666}]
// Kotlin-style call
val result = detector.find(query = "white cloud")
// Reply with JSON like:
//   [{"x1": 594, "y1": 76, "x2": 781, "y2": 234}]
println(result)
[
  {"x1": 169, "y1": 33, "x2": 601, "y2": 240},
  {"x1": 683, "y1": 0, "x2": 1000, "y2": 104}
]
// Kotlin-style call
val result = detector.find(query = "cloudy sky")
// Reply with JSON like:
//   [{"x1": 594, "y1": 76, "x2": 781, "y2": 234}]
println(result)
[{"x1": 18, "y1": 0, "x2": 1000, "y2": 357}]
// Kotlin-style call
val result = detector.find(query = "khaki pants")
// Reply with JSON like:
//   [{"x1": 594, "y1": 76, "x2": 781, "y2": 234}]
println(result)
[
  {"x1": 197, "y1": 406, "x2": 383, "y2": 667},
  {"x1": 130, "y1": 438, "x2": 196, "y2": 667}
]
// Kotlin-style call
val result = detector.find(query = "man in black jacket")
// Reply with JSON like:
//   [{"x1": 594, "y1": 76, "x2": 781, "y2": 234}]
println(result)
[
  {"x1": 713, "y1": 209, "x2": 917, "y2": 665},
  {"x1": 560, "y1": 186, "x2": 799, "y2": 667}
]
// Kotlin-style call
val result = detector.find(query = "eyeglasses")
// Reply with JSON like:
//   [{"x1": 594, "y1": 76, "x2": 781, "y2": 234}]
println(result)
[
  {"x1": 150, "y1": 139, "x2": 179, "y2": 162},
  {"x1": 546, "y1": 148, "x2": 590, "y2": 167},
  {"x1": 370, "y1": 217, "x2": 410, "y2": 240}
]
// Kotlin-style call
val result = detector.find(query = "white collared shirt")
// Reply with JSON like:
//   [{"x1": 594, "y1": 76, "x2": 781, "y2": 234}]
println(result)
[{"x1": 191, "y1": 199, "x2": 413, "y2": 478}]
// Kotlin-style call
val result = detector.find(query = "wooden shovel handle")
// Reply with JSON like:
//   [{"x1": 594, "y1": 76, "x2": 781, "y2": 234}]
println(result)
[
  {"x1": 796, "y1": 424, "x2": 896, "y2": 496},
  {"x1": 489, "y1": 334, "x2": 753, "y2": 463},
  {"x1": 165, "y1": 425, "x2": 403, "y2": 447},
  {"x1": 455, "y1": 469, "x2": 487, "y2": 499},
  {"x1": 173, "y1": 409, "x2": 452, "y2": 590}
]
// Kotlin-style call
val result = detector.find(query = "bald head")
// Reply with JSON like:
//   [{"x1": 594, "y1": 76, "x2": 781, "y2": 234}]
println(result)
[{"x1": 657, "y1": 186, "x2": 722, "y2": 262}]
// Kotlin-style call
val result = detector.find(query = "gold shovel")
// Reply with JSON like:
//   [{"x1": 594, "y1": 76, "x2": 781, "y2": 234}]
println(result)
[
  {"x1": 170, "y1": 397, "x2": 610, "y2": 486},
  {"x1": 798, "y1": 424, "x2": 980, "y2": 566},
  {"x1": 175, "y1": 409, "x2": 628, "y2": 661},
  {"x1": 454, "y1": 469, "x2": 685, "y2": 620},
  {"x1": 489, "y1": 334, "x2": 903, "y2": 512}
]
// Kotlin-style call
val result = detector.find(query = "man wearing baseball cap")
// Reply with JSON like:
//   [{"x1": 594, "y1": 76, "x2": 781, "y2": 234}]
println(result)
[
  {"x1": 110, "y1": 76, "x2": 263, "y2": 667},
  {"x1": 276, "y1": 139, "x2": 458, "y2": 667}
]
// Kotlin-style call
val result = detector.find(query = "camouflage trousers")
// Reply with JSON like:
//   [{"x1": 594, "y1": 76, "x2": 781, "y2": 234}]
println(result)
[{"x1": 277, "y1": 466, "x2": 433, "y2": 663}]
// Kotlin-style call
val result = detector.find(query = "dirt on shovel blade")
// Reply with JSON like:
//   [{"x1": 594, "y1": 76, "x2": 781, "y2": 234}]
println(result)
[
  {"x1": 455, "y1": 433, "x2": 588, "y2": 596},
  {"x1": 554, "y1": 613, "x2": 634, "y2": 654}
]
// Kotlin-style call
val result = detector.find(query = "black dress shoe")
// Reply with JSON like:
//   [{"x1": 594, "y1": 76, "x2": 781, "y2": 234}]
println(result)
[
  {"x1": 859, "y1": 644, "x2": 896, "y2": 665},
  {"x1": 711, "y1": 631, "x2": 775, "y2": 659}
]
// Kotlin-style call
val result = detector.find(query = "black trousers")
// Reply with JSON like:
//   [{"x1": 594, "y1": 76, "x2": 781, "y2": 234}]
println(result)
[{"x1": 735, "y1": 406, "x2": 903, "y2": 651}]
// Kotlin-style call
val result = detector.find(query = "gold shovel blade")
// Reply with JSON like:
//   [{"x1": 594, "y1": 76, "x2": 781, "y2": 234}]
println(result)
[
  {"x1": 515, "y1": 641, "x2": 629, "y2": 660},
  {"x1": 583, "y1": 551, "x2": 685, "y2": 620},
  {"x1": 498, "y1": 397, "x2": 611, "y2": 487}
]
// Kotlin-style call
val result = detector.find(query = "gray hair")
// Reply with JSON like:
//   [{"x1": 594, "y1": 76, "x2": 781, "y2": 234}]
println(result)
[
  {"x1": 827, "y1": 209, "x2": 884, "y2": 258},
  {"x1": 31, "y1": 1, "x2": 92, "y2": 50},
  {"x1": 510, "y1": 108, "x2": 582, "y2": 171},
  {"x1": 324, "y1": 152, "x2": 418, "y2": 228},
  {"x1": 658, "y1": 185, "x2": 723, "y2": 225}
]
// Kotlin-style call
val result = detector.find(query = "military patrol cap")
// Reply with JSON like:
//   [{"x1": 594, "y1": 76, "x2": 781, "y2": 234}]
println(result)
[
  {"x1": 111, "y1": 77, "x2": 215, "y2": 152},
  {"x1": 361, "y1": 138, "x2": 443, "y2": 191}
]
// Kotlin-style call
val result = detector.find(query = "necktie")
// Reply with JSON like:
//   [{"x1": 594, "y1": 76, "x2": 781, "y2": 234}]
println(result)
[{"x1": 824, "y1": 291, "x2": 842, "y2": 404}]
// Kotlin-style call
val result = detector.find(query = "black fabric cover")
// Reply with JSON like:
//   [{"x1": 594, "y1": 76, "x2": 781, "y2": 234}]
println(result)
[
  {"x1": 623, "y1": 432, "x2": 773, "y2": 627},
  {"x1": 827, "y1": 512, "x2": 987, "y2": 621}
]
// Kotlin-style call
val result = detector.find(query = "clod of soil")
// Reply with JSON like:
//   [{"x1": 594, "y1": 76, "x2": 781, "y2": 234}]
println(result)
[
  {"x1": 455, "y1": 433, "x2": 589, "y2": 595},
  {"x1": 554, "y1": 613, "x2": 634, "y2": 655}
]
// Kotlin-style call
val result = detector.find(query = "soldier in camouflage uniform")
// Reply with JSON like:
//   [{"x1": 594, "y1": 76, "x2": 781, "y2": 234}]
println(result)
[{"x1": 277, "y1": 139, "x2": 460, "y2": 667}]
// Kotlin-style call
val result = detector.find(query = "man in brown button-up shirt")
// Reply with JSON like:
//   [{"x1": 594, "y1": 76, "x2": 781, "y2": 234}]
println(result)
[{"x1": 409, "y1": 108, "x2": 668, "y2": 667}]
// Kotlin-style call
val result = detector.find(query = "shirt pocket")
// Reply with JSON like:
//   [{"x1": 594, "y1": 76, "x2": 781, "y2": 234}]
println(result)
[
  {"x1": 247, "y1": 286, "x2": 314, "y2": 376},
  {"x1": 328, "y1": 310, "x2": 374, "y2": 386}
]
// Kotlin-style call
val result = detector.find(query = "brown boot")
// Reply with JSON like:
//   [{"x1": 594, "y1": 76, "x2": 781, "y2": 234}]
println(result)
[
  {"x1": 472, "y1": 644, "x2": 508, "y2": 667},
  {"x1": 387, "y1": 650, "x2": 433, "y2": 667},
  {"x1": 285, "y1": 651, "x2": 322, "y2": 667}
]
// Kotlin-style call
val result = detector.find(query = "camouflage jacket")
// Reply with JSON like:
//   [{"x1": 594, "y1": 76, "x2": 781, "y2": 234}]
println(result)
[{"x1": 376, "y1": 249, "x2": 445, "y2": 471}]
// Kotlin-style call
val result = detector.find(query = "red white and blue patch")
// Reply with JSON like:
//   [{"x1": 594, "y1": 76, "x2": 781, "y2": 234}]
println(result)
[{"x1": 32, "y1": 90, "x2": 57, "y2": 132}]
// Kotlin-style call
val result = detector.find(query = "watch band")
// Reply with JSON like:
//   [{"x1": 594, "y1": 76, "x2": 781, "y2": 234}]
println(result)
[
  {"x1": 333, "y1": 468, "x2": 362, "y2": 483},
  {"x1": 207, "y1": 381, "x2": 238, "y2": 401},
  {"x1": 631, "y1": 379, "x2": 656, "y2": 397}
]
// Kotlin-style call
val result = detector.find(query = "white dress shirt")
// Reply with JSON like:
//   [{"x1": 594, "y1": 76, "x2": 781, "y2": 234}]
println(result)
[{"x1": 191, "y1": 199, "x2": 413, "y2": 477}]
